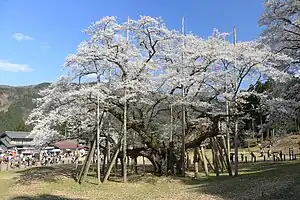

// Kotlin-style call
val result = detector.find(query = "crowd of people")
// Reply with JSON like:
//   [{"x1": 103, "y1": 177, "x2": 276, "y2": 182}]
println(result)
[{"x1": 0, "y1": 149, "x2": 87, "y2": 169}]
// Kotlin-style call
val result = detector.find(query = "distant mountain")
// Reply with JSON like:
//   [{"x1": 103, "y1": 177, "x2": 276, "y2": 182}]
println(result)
[{"x1": 0, "y1": 82, "x2": 51, "y2": 131}]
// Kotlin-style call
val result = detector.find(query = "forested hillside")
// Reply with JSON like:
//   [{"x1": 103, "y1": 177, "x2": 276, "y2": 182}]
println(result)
[{"x1": 0, "y1": 83, "x2": 50, "y2": 131}]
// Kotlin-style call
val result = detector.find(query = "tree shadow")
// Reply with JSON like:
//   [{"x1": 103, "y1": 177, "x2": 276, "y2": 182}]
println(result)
[
  {"x1": 14, "y1": 165, "x2": 76, "y2": 184},
  {"x1": 171, "y1": 161, "x2": 300, "y2": 200},
  {"x1": 10, "y1": 194, "x2": 84, "y2": 200}
]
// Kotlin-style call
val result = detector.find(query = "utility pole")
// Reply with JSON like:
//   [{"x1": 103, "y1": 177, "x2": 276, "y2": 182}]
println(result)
[
  {"x1": 181, "y1": 16, "x2": 186, "y2": 177},
  {"x1": 233, "y1": 25, "x2": 239, "y2": 177}
]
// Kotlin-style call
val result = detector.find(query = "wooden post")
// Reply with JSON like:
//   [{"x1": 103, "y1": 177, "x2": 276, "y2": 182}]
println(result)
[
  {"x1": 115, "y1": 158, "x2": 118, "y2": 177},
  {"x1": 200, "y1": 146, "x2": 209, "y2": 176},
  {"x1": 198, "y1": 147, "x2": 209, "y2": 176},
  {"x1": 204, "y1": 152, "x2": 215, "y2": 171},
  {"x1": 103, "y1": 135, "x2": 123, "y2": 182},
  {"x1": 193, "y1": 148, "x2": 199, "y2": 178},
  {"x1": 263, "y1": 155, "x2": 266, "y2": 162},
  {"x1": 186, "y1": 151, "x2": 189, "y2": 172},
  {"x1": 245, "y1": 156, "x2": 247, "y2": 163},
  {"x1": 210, "y1": 138, "x2": 219, "y2": 176},
  {"x1": 79, "y1": 139, "x2": 96, "y2": 184},
  {"x1": 143, "y1": 156, "x2": 146, "y2": 173},
  {"x1": 284, "y1": 154, "x2": 286, "y2": 161},
  {"x1": 221, "y1": 136, "x2": 232, "y2": 176},
  {"x1": 215, "y1": 137, "x2": 226, "y2": 172}
]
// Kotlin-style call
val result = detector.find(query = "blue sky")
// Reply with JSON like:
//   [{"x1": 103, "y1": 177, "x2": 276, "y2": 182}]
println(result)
[{"x1": 0, "y1": 0, "x2": 264, "y2": 86}]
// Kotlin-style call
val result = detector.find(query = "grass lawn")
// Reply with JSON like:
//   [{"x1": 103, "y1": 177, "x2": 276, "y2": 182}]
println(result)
[{"x1": 0, "y1": 161, "x2": 300, "y2": 200}]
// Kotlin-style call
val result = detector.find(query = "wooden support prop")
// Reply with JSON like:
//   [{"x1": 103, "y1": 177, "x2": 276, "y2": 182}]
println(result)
[
  {"x1": 204, "y1": 152, "x2": 215, "y2": 171},
  {"x1": 186, "y1": 151, "x2": 190, "y2": 172},
  {"x1": 77, "y1": 140, "x2": 94, "y2": 182},
  {"x1": 212, "y1": 137, "x2": 222, "y2": 176},
  {"x1": 193, "y1": 148, "x2": 199, "y2": 178},
  {"x1": 133, "y1": 157, "x2": 138, "y2": 174},
  {"x1": 196, "y1": 147, "x2": 208, "y2": 176},
  {"x1": 143, "y1": 156, "x2": 146, "y2": 173},
  {"x1": 221, "y1": 136, "x2": 232, "y2": 176},
  {"x1": 115, "y1": 158, "x2": 118, "y2": 177},
  {"x1": 79, "y1": 139, "x2": 96, "y2": 184},
  {"x1": 103, "y1": 135, "x2": 123, "y2": 183},
  {"x1": 215, "y1": 137, "x2": 226, "y2": 171},
  {"x1": 210, "y1": 138, "x2": 219, "y2": 176},
  {"x1": 201, "y1": 146, "x2": 209, "y2": 176}
]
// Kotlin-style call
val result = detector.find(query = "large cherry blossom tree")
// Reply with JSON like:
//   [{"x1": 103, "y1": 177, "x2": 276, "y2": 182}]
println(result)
[{"x1": 27, "y1": 16, "x2": 293, "y2": 177}]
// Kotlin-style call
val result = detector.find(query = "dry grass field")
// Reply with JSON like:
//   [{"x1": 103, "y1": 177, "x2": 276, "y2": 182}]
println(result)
[{"x1": 0, "y1": 160, "x2": 299, "y2": 200}]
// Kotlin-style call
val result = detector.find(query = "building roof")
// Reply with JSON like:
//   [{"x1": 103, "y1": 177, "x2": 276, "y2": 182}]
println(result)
[
  {"x1": 0, "y1": 145, "x2": 7, "y2": 151},
  {"x1": 54, "y1": 139, "x2": 83, "y2": 149},
  {"x1": 2, "y1": 131, "x2": 34, "y2": 139}
]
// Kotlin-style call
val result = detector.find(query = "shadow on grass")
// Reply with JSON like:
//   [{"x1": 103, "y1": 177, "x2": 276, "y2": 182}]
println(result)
[
  {"x1": 14, "y1": 165, "x2": 76, "y2": 184},
  {"x1": 172, "y1": 161, "x2": 300, "y2": 200},
  {"x1": 10, "y1": 194, "x2": 84, "y2": 200}
]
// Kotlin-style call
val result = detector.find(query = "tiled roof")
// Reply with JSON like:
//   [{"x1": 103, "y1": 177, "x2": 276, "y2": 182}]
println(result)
[
  {"x1": 0, "y1": 138, "x2": 12, "y2": 148},
  {"x1": 3, "y1": 131, "x2": 33, "y2": 139}
]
